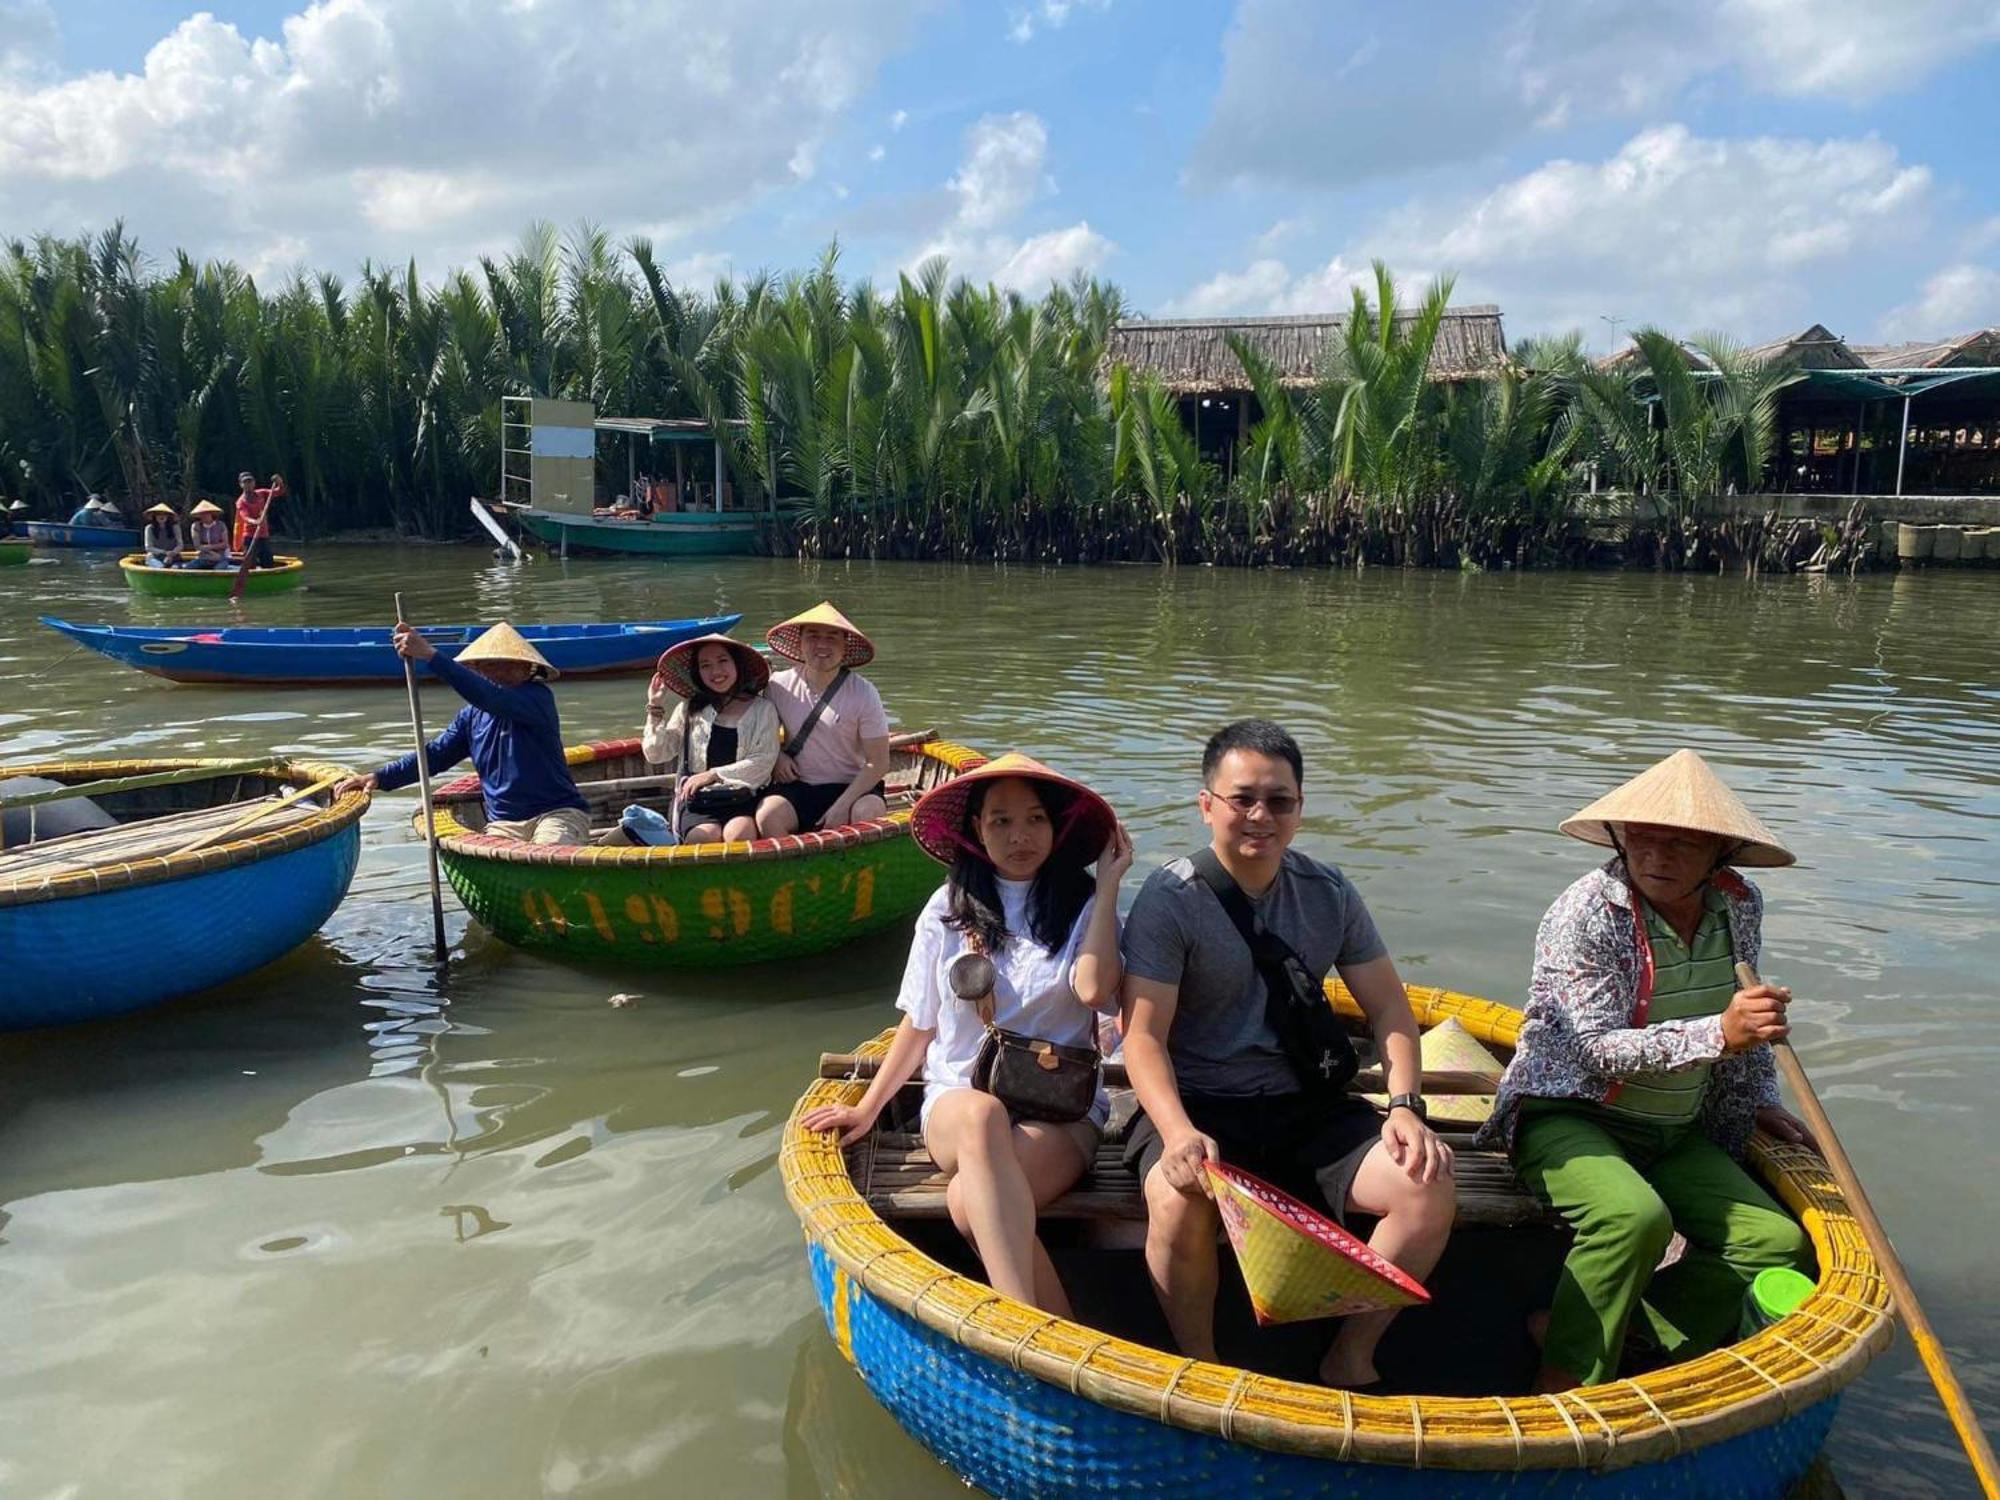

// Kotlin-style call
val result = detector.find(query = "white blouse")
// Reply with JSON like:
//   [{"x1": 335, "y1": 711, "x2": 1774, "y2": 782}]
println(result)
[
  {"x1": 641, "y1": 695, "x2": 780, "y2": 789},
  {"x1": 895, "y1": 879, "x2": 1113, "y2": 1130}
]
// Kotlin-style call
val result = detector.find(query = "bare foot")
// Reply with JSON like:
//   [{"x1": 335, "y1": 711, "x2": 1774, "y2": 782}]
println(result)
[{"x1": 1316, "y1": 1347, "x2": 1381, "y2": 1389}]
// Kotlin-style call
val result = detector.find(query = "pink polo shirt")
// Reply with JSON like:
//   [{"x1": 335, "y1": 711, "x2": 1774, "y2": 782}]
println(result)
[{"x1": 768, "y1": 667, "x2": 889, "y2": 785}]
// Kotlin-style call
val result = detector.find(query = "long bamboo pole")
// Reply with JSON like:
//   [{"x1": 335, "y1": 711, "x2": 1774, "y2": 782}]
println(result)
[
  {"x1": 172, "y1": 773, "x2": 344, "y2": 855},
  {"x1": 397, "y1": 592, "x2": 449, "y2": 964},
  {"x1": 1735, "y1": 961, "x2": 1999, "y2": 1498}
]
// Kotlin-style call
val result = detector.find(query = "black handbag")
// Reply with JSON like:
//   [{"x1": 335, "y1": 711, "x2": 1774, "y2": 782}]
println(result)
[
  {"x1": 948, "y1": 951, "x2": 1100, "y2": 1124},
  {"x1": 1190, "y1": 849, "x2": 1359, "y2": 1099},
  {"x1": 684, "y1": 784, "x2": 759, "y2": 819}
]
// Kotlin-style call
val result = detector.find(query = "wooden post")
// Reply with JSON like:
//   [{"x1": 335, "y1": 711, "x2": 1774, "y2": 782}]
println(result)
[
  {"x1": 627, "y1": 432, "x2": 636, "y2": 502},
  {"x1": 674, "y1": 442, "x2": 685, "y2": 509},
  {"x1": 1895, "y1": 395, "x2": 1913, "y2": 497},
  {"x1": 1852, "y1": 402, "x2": 1866, "y2": 492},
  {"x1": 713, "y1": 435, "x2": 724, "y2": 513}
]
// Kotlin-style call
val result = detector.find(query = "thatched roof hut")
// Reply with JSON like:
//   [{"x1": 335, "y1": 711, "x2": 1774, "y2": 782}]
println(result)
[
  {"x1": 1851, "y1": 329, "x2": 2000, "y2": 369},
  {"x1": 1104, "y1": 308, "x2": 1508, "y2": 393},
  {"x1": 1596, "y1": 323, "x2": 1866, "y2": 374}
]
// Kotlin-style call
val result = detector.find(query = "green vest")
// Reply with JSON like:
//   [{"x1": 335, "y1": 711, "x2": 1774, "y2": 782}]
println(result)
[{"x1": 1603, "y1": 888, "x2": 1735, "y2": 1124}]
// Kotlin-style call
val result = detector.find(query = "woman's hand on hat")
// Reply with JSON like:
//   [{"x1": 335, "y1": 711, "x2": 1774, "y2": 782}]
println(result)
[
  {"x1": 771, "y1": 751, "x2": 800, "y2": 784},
  {"x1": 647, "y1": 671, "x2": 669, "y2": 708},
  {"x1": 392, "y1": 622, "x2": 436, "y2": 662},
  {"x1": 800, "y1": 1101, "x2": 878, "y2": 1147},
  {"x1": 1096, "y1": 820, "x2": 1135, "y2": 889}
]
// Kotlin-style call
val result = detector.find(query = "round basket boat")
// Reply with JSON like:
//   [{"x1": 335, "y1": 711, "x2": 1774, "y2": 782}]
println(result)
[
  {"x1": 782, "y1": 985, "x2": 1894, "y2": 1498},
  {"x1": 119, "y1": 552, "x2": 306, "y2": 596},
  {"x1": 0, "y1": 538, "x2": 29, "y2": 566},
  {"x1": 1, "y1": 756, "x2": 368, "y2": 1029},
  {"x1": 423, "y1": 734, "x2": 984, "y2": 968}
]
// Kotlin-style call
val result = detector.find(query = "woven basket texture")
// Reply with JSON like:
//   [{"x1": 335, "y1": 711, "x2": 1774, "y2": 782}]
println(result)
[
  {"x1": 429, "y1": 736, "x2": 983, "y2": 968},
  {"x1": 1, "y1": 757, "x2": 366, "y2": 1027},
  {"x1": 119, "y1": 554, "x2": 305, "y2": 595},
  {"x1": 782, "y1": 985, "x2": 1893, "y2": 1490}
]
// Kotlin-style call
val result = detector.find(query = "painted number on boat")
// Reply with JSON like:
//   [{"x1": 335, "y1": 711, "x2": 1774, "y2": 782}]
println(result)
[{"x1": 515, "y1": 863, "x2": 881, "y2": 948}]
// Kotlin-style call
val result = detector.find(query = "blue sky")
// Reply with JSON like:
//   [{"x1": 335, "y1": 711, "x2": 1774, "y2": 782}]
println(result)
[{"x1": 4, "y1": 0, "x2": 1998, "y2": 348}]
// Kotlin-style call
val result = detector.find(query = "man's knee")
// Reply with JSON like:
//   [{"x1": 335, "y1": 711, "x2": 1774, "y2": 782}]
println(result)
[
  {"x1": 1143, "y1": 1166, "x2": 1217, "y2": 1244},
  {"x1": 1590, "y1": 1188, "x2": 1674, "y2": 1259}
]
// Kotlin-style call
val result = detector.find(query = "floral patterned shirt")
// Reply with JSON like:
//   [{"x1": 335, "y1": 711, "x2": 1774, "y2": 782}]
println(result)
[{"x1": 1475, "y1": 860, "x2": 1780, "y2": 1158}]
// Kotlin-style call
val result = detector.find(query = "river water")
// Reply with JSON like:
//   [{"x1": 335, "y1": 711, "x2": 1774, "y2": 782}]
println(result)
[{"x1": 1, "y1": 546, "x2": 1995, "y2": 1498}]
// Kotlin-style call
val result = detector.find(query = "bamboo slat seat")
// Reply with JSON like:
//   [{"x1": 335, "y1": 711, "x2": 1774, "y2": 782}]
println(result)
[{"x1": 848, "y1": 1124, "x2": 1561, "y2": 1230}]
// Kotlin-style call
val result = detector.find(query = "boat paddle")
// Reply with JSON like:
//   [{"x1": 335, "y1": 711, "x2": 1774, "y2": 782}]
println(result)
[
  {"x1": 397, "y1": 591, "x2": 450, "y2": 964},
  {"x1": 1736, "y1": 960, "x2": 1999, "y2": 1498}
]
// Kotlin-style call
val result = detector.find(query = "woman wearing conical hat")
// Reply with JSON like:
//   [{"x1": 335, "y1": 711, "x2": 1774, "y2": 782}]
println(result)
[
  {"x1": 185, "y1": 500, "x2": 230, "y2": 569},
  {"x1": 636, "y1": 633, "x2": 779, "y2": 845},
  {"x1": 332, "y1": 618, "x2": 590, "y2": 845},
  {"x1": 802, "y1": 753, "x2": 1134, "y2": 1315},
  {"x1": 142, "y1": 503, "x2": 183, "y2": 567},
  {"x1": 1478, "y1": 750, "x2": 1816, "y2": 1393},
  {"x1": 754, "y1": 602, "x2": 892, "y2": 836}
]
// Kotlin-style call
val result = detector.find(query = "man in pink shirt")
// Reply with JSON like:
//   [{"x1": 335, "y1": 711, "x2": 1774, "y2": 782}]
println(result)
[{"x1": 755, "y1": 602, "x2": 892, "y2": 835}]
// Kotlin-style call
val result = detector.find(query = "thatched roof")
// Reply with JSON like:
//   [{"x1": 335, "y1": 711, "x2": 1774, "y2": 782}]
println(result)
[
  {"x1": 1597, "y1": 323, "x2": 1865, "y2": 374},
  {"x1": 1105, "y1": 307, "x2": 1508, "y2": 392},
  {"x1": 1851, "y1": 329, "x2": 2000, "y2": 369}
]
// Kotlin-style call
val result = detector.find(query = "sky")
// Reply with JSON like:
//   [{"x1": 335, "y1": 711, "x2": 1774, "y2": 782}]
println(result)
[{"x1": 3, "y1": 0, "x2": 1998, "y2": 349}]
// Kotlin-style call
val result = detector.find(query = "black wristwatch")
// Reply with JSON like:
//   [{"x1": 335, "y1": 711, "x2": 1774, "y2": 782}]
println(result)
[{"x1": 1386, "y1": 1093, "x2": 1428, "y2": 1122}]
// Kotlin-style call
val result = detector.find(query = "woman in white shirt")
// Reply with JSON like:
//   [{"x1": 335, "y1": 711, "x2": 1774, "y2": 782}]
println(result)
[
  {"x1": 641, "y1": 634, "x2": 780, "y2": 843},
  {"x1": 803, "y1": 753, "x2": 1133, "y2": 1316}
]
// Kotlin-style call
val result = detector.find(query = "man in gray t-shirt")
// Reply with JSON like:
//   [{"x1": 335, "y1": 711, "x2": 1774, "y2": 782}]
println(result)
[{"x1": 1120, "y1": 720, "x2": 1457, "y2": 1389}]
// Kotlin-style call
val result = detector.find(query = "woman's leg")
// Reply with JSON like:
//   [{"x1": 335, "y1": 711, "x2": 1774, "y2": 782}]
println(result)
[
  {"x1": 927, "y1": 1092, "x2": 1070, "y2": 1309},
  {"x1": 848, "y1": 791, "x2": 887, "y2": 823},
  {"x1": 754, "y1": 793, "x2": 800, "y2": 837},
  {"x1": 968, "y1": 1119, "x2": 1095, "y2": 1316},
  {"x1": 720, "y1": 813, "x2": 759, "y2": 842},
  {"x1": 679, "y1": 820, "x2": 724, "y2": 845},
  {"x1": 1514, "y1": 1109, "x2": 1676, "y2": 1389}
]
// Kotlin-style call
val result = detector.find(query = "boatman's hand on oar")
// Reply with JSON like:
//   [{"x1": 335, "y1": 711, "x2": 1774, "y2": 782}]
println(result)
[
  {"x1": 392, "y1": 622, "x2": 437, "y2": 662},
  {"x1": 1721, "y1": 980, "x2": 1791, "y2": 1052}
]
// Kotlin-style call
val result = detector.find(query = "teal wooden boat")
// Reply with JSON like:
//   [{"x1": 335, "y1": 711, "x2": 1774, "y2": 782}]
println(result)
[{"x1": 515, "y1": 507, "x2": 759, "y2": 558}]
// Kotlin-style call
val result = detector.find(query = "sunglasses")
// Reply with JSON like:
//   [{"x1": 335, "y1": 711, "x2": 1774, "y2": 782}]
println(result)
[{"x1": 1204, "y1": 788, "x2": 1301, "y2": 817}]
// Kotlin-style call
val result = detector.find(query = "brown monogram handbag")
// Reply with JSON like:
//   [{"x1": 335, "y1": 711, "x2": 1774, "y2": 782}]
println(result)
[{"x1": 948, "y1": 951, "x2": 1100, "y2": 1125}]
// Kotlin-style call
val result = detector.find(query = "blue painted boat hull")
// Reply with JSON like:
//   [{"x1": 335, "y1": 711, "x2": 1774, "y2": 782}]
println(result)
[
  {"x1": 1, "y1": 821, "x2": 361, "y2": 1029},
  {"x1": 517, "y1": 507, "x2": 760, "y2": 557},
  {"x1": 806, "y1": 1243, "x2": 1839, "y2": 1498},
  {"x1": 40, "y1": 613, "x2": 742, "y2": 684},
  {"x1": 24, "y1": 520, "x2": 143, "y2": 549}
]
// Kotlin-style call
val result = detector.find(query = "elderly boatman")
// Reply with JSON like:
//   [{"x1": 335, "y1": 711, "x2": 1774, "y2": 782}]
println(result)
[
  {"x1": 1480, "y1": 749, "x2": 1816, "y2": 1392},
  {"x1": 333, "y1": 622, "x2": 590, "y2": 845}
]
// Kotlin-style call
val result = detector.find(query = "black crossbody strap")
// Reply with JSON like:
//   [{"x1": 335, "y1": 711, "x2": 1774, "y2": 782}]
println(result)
[
  {"x1": 1189, "y1": 848, "x2": 1298, "y2": 969},
  {"x1": 785, "y1": 667, "x2": 850, "y2": 758}
]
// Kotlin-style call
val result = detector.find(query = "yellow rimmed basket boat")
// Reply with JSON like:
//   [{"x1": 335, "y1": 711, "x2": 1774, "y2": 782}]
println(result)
[
  {"x1": 422, "y1": 733, "x2": 983, "y2": 967},
  {"x1": 782, "y1": 984, "x2": 1893, "y2": 1497},
  {"x1": 119, "y1": 552, "x2": 305, "y2": 596}
]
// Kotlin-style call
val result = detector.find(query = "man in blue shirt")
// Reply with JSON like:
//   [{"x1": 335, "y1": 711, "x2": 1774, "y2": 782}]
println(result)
[{"x1": 334, "y1": 621, "x2": 591, "y2": 844}]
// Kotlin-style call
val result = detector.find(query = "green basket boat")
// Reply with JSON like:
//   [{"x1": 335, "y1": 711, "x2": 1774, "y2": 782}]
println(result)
[
  {"x1": 119, "y1": 552, "x2": 306, "y2": 596},
  {"x1": 425, "y1": 733, "x2": 983, "y2": 967},
  {"x1": 0, "y1": 538, "x2": 29, "y2": 566}
]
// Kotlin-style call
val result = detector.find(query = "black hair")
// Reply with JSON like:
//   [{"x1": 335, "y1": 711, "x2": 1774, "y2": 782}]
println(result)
[
  {"x1": 1201, "y1": 718, "x2": 1304, "y2": 788},
  {"x1": 943, "y1": 778, "x2": 1096, "y2": 956},
  {"x1": 687, "y1": 645, "x2": 759, "y2": 712}
]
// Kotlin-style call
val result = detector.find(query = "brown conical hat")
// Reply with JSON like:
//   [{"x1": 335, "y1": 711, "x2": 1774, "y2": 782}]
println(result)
[
  {"x1": 1560, "y1": 749, "x2": 1794, "y2": 868},
  {"x1": 765, "y1": 601, "x2": 874, "y2": 667},
  {"x1": 190, "y1": 499, "x2": 223, "y2": 516},
  {"x1": 457, "y1": 621, "x2": 559, "y2": 680}
]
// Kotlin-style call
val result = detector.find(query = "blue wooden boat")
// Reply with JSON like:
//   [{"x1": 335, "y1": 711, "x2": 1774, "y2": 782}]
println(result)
[
  {"x1": 515, "y1": 506, "x2": 760, "y2": 558},
  {"x1": 40, "y1": 612, "x2": 742, "y2": 685},
  {"x1": 784, "y1": 986, "x2": 1893, "y2": 1497},
  {"x1": 1, "y1": 756, "x2": 369, "y2": 1029},
  {"x1": 23, "y1": 519, "x2": 142, "y2": 549}
]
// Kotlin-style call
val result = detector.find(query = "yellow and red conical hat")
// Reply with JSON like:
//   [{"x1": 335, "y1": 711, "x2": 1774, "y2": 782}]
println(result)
[
  {"x1": 1560, "y1": 748, "x2": 1793, "y2": 868},
  {"x1": 653, "y1": 633, "x2": 770, "y2": 700}
]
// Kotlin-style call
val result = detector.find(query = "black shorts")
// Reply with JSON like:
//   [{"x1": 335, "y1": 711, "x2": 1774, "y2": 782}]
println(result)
[
  {"x1": 1124, "y1": 1091, "x2": 1382, "y2": 1228},
  {"x1": 766, "y1": 779, "x2": 886, "y2": 831}
]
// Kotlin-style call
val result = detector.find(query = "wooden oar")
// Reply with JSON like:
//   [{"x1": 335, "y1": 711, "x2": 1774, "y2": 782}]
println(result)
[
  {"x1": 398, "y1": 592, "x2": 449, "y2": 964},
  {"x1": 817, "y1": 1052, "x2": 1501, "y2": 1096},
  {"x1": 1736, "y1": 960, "x2": 2000, "y2": 1498},
  {"x1": 171, "y1": 773, "x2": 343, "y2": 855}
]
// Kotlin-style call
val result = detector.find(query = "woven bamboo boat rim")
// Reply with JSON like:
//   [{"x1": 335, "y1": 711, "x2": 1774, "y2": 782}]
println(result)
[
  {"x1": 782, "y1": 982, "x2": 1894, "y2": 1473},
  {"x1": 0, "y1": 756, "x2": 367, "y2": 909},
  {"x1": 116, "y1": 553, "x2": 306, "y2": 577},
  {"x1": 426, "y1": 737, "x2": 987, "y2": 867}
]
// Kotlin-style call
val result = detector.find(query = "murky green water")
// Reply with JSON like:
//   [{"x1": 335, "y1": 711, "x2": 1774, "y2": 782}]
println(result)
[{"x1": 2, "y1": 546, "x2": 1996, "y2": 1498}]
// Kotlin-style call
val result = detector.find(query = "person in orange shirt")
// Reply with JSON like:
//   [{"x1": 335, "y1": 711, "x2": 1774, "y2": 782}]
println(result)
[{"x1": 232, "y1": 471, "x2": 287, "y2": 567}]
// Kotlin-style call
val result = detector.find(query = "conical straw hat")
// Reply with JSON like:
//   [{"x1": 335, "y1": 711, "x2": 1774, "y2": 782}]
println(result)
[
  {"x1": 457, "y1": 621, "x2": 559, "y2": 680},
  {"x1": 1205, "y1": 1161, "x2": 1430, "y2": 1326},
  {"x1": 653, "y1": 632, "x2": 770, "y2": 700},
  {"x1": 144, "y1": 502, "x2": 175, "y2": 517},
  {"x1": 765, "y1": 601, "x2": 874, "y2": 667},
  {"x1": 910, "y1": 751, "x2": 1118, "y2": 868},
  {"x1": 1361, "y1": 1017, "x2": 1503, "y2": 1125},
  {"x1": 190, "y1": 499, "x2": 223, "y2": 516},
  {"x1": 1560, "y1": 748, "x2": 1793, "y2": 868}
]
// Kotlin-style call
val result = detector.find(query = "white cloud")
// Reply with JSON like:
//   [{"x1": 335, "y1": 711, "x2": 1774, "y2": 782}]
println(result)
[
  {"x1": 1191, "y1": 0, "x2": 2000, "y2": 192},
  {"x1": 889, "y1": 108, "x2": 908, "y2": 131},
  {"x1": 1171, "y1": 126, "x2": 1936, "y2": 338},
  {"x1": 867, "y1": 143, "x2": 886, "y2": 163},
  {"x1": 903, "y1": 111, "x2": 1113, "y2": 290},
  {"x1": 0, "y1": 0, "x2": 926, "y2": 274},
  {"x1": 1880, "y1": 264, "x2": 2000, "y2": 340},
  {"x1": 1007, "y1": 0, "x2": 1110, "y2": 44}
]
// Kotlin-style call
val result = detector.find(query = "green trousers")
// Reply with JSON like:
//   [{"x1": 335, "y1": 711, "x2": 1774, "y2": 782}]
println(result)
[{"x1": 1514, "y1": 1102, "x2": 1812, "y2": 1386}]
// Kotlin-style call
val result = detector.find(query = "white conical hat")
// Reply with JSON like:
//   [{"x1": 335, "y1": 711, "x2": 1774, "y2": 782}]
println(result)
[
  {"x1": 457, "y1": 622, "x2": 559, "y2": 680},
  {"x1": 1560, "y1": 749, "x2": 1794, "y2": 868}
]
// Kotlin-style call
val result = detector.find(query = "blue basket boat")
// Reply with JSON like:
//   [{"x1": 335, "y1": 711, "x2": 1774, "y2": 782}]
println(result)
[
  {"x1": 40, "y1": 613, "x2": 742, "y2": 685},
  {"x1": 1, "y1": 756, "x2": 369, "y2": 1029},
  {"x1": 782, "y1": 985, "x2": 1893, "y2": 1497},
  {"x1": 22, "y1": 519, "x2": 142, "y2": 549}
]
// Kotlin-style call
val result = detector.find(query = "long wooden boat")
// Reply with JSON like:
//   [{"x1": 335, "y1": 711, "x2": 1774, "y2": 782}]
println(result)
[
  {"x1": 0, "y1": 538, "x2": 28, "y2": 566},
  {"x1": 783, "y1": 985, "x2": 1893, "y2": 1497},
  {"x1": 23, "y1": 519, "x2": 142, "y2": 549},
  {"x1": 423, "y1": 734, "x2": 981, "y2": 967},
  {"x1": 1, "y1": 756, "x2": 369, "y2": 1029},
  {"x1": 40, "y1": 612, "x2": 743, "y2": 685},
  {"x1": 514, "y1": 506, "x2": 760, "y2": 558},
  {"x1": 119, "y1": 552, "x2": 306, "y2": 596}
]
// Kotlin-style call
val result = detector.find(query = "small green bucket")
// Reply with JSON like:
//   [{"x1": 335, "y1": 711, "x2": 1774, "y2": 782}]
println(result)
[{"x1": 1739, "y1": 1266, "x2": 1816, "y2": 1338}]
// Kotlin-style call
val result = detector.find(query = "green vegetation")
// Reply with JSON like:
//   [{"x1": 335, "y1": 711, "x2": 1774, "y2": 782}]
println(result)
[{"x1": 1, "y1": 222, "x2": 1853, "y2": 569}]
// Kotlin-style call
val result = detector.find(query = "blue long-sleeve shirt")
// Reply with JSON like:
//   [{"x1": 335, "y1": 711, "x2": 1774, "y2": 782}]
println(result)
[{"x1": 376, "y1": 653, "x2": 588, "y2": 823}]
